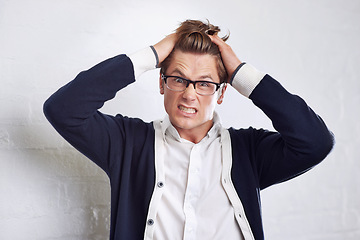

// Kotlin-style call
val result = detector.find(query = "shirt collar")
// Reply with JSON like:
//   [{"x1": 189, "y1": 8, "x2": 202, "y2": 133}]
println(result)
[{"x1": 160, "y1": 112, "x2": 222, "y2": 143}]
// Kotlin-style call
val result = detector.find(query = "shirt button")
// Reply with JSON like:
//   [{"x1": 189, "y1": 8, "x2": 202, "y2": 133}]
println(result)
[
  {"x1": 157, "y1": 181, "x2": 164, "y2": 188},
  {"x1": 147, "y1": 219, "x2": 154, "y2": 225}
]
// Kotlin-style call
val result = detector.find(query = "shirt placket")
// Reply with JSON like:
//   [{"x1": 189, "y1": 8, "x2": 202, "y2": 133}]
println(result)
[{"x1": 183, "y1": 143, "x2": 202, "y2": 240}]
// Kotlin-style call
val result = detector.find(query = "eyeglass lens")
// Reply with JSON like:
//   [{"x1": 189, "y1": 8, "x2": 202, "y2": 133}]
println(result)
[{"x1": 166, "y1": 77, "x2": 217, "y2": 95}]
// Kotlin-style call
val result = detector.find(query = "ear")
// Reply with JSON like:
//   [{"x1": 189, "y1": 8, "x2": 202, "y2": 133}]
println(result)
[
  {"x1": 217, "y1": 83, "x2": 227, "y2": 104},
  {"x1": 159, "y1": 72, "x2": 164, "y2": 95}
]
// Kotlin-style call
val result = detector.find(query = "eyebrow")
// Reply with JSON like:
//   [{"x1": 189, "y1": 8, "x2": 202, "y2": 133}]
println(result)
[{"x1": 171, "y1": 69, "x2": 185, "y2": 77}]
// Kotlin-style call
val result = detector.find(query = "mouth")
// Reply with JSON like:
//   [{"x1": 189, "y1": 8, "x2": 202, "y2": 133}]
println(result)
[{"x1": 178, "y1": 105, "x2": 197, "y2": 114}]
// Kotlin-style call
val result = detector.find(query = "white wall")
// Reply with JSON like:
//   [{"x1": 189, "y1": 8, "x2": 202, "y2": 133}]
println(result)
[{"x1": 1, "y1": 0, "x2": 359, "y2": 239}]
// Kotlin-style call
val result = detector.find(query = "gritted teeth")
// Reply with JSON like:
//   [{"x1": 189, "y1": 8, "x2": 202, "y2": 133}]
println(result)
[{"x1": 179, "y1": 105, "x2": 196, "y2": 114}]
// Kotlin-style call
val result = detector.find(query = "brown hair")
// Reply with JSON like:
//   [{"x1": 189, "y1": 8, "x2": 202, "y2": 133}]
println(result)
[{"x1": 161, "y1": 19, "x2": 229, "y2": 83}]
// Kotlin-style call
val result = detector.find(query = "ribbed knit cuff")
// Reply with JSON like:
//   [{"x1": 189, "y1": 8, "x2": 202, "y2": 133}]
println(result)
[
  {"x1": 231, "y1": 63, "x2": 266, "y2": 98},
  {"x1": 128, "y1": 46, "x2": 158, "y2": 79}
]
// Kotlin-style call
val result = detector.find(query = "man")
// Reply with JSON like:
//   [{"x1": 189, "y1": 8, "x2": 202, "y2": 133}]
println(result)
[{"x1": 44, "y1": 20, "x2": 334, "y2": 240}]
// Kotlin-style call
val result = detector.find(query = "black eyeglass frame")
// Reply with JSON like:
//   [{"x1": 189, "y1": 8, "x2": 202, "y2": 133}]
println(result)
[{"x1": 161, "y1": 74, "x2": 222, "y2": 96}]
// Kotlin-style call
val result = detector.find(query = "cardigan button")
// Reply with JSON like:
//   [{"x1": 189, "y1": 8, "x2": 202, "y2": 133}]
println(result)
[
  {"x1": 147, "y1": 219, "x2": 154, "y2": 225},
  {"x1": 157, "y1": 181, "x2": 164, "y2": 188}
]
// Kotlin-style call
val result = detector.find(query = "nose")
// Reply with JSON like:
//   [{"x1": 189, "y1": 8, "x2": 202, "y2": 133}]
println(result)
[{"x1": 182, "y1": 83, "x2": 197, "y2": 101}]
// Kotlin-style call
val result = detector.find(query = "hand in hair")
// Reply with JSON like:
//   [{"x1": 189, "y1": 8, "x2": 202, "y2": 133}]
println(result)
[
  {"x1": 208, "y1": 34, "x2": 242, "y2": 82},
  {"x1": 153, "y1": 33, "x2": 177, "y2": 67}
]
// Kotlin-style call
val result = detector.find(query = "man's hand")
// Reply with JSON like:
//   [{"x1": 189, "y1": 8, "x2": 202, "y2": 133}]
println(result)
[
  {"x1": 153, "y1": 33, "x2": 177, "y2": 66},
  {"x1": 208, "y1": 35, "x2": 242, "y2": 82}
]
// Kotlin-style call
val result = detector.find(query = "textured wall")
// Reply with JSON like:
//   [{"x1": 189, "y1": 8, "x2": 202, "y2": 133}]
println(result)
[{"x1": 1, "y1": 0, "x2": 359, "y2": 239}]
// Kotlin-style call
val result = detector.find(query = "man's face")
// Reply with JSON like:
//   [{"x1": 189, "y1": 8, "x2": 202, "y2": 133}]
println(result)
[{"x1": 160, "y1": 50, "x2": 226, "y2": 140}]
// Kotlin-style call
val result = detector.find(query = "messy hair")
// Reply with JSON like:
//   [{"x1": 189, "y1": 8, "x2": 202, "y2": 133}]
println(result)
[{"x1": 161, "y1": 19, "x2": 229, "y2": 83}]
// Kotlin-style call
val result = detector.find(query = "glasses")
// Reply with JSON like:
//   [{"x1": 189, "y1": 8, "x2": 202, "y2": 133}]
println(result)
[{"x1": 161, "y1": 74, "x2": 222, "y2": 96}]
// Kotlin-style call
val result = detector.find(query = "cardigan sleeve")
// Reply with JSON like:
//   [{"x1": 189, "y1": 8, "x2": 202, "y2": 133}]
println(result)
[
  {"x1": 230, "y1": 64, "x2": 335, "y2": 189},
  {"x1": 43, "y1": 48, "x2": 157, "y2": 175}
]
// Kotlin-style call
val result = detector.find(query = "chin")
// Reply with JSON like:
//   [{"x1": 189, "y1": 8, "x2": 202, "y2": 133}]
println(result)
[{"x1": 173, "y1": 120, "x2": 197, "y2": 130}]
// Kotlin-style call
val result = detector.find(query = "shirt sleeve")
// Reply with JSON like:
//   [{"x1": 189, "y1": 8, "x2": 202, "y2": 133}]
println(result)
[
  {"x1": 230, "y1": 63, "x2": 266, "y2": 98},
  {"x1": 128, "y1": 46, "x2": 158, "y2": 79}
]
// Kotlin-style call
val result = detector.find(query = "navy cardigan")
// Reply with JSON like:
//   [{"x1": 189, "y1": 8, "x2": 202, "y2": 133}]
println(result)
[{"x1": 44, "y1": 54, "x2": 334, "y2": 239}]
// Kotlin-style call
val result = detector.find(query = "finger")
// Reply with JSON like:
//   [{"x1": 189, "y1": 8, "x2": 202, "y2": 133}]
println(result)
[{"x1": 208, "y1": 34, "x2": 225, "y2": 46}]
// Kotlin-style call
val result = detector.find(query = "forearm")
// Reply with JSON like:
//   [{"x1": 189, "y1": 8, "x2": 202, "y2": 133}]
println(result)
[
  {"x1": 43, "y1": 49, "x2": 157, "y2": 171},
  {"x1": 44, "y1": 54, "x2": 134, "y2": 127},
  {"x1": 230, "y1": 64, "x2": 334, "y2": 186},
  {"x1": 249, "y1": 73, "x2": 334, "y2": 157},
  {"x1": 231, "y1": 63, "x2": 332, "y2": 149},
  {"x1": 44, "y1": 47, "x2": 157, "y2": 127}
]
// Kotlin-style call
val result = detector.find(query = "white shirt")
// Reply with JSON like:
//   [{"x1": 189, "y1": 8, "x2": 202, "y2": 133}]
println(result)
[
  {"x1": 153, "y1": 113, "x2": 244, "y2": 240},
  {"x1": 129, "y1": 46, "x2": 265, "y2": 240}
]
